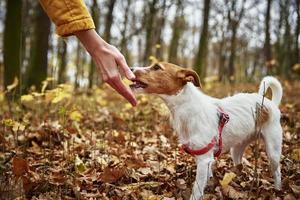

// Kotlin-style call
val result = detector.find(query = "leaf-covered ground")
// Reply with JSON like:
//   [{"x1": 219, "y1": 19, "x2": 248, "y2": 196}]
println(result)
[{"x1": 0, "y1": 80, "x2": 299, "y2": 200}]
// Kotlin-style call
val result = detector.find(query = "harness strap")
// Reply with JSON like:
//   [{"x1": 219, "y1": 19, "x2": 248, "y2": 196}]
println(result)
[
  {"x1": 182, "y1": 137, "x2": 217, "y2": 156},
  {"x1": 181, "y1": 106, "x2": 229, "y2": 158}
]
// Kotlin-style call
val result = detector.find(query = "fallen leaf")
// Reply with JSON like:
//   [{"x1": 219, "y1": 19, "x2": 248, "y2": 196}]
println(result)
[
  {"x1": 159, "y1": 135, "x2": 168, "y2": 144},
  {"x1": 12, "y1": 157, "x2": 28, "y2": 177},
  {"x1": 292, "y1": 63, "x2": 300, "y2": 71},
  {"x1": 290, "y1": 148, "x2": 300, "y2": 161},
  {"x1": 138, "y1": 167, "x2": 152, "y2": 175},
  {"x1": 149, "y1": 56, "x2": 158, "y2": 63},
  {"x1": 74, "y1": 155, "x2": 86, "y2": 173},
  {"x1": 140, "y1": 189, "x2": 161, "y2": 200},
  {"x1": 41, "y1": 77, "x2": 54, "y2": 93},
  {"x1": 69, "y1": 110, "x2": 83, "y2": 122},
  {"x1": 118, "y1": 182, "x2": 163, "y2": 190},
  {"x1": 0, "y1": 91, "x2": 4, "y2": 102},
  {"x1": 289, "y1": 183, "x2": 300, "y2": 195},
  {"x1": 12, "y1": 122, "x2": 26, "y2": 132},
  {"x1": 0, "y1": 133, "x2": 7, "y2": 144},
  {"x1": 284, "y1": 194, "x2": 296, "y2": 200},
  {"x1": 99, "y1": 167, "x2": 126, "y2": 183},
  {"x1": 6, "y1": 77, "x2": 18, "y2": 92},
  {"x1": 21, "y1": 94, "x2": 35, "y2": 109},
  {"x1": 220, "y1": 172, "x2": 236, "y2": 187},
  {"x1": 1, "y1": 118, "x2": 16, "y2": 127},
  {"x1": 221, "y1": 185, "x2": 247, "y2": 199},
  {"x1": 49, "y1": 170, "x2": 67, "y2": 186},
  {"x1": 176, "y1": 179, "x2": 186, "y2": 190},
  {"x1": 50, "y1": 90, "x2": 71, "y2": 104},
  {"x1": 125, "y1": 157, "x2": 148, "y2": 169}
]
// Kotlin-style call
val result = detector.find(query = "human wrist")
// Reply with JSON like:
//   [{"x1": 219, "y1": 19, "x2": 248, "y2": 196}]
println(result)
[{"x1": 75, "y1": 29, "x2": 107, "y2": 56}]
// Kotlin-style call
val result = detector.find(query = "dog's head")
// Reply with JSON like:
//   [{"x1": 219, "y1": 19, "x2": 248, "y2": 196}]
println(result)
[{"x1": 130, "y1": 62, "x2": 201, "y2": 95}]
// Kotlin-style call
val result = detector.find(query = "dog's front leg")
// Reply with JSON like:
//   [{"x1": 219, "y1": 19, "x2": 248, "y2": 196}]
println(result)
[{"x1": 190, "y1": 154, "x2": 214, "y2": 200}]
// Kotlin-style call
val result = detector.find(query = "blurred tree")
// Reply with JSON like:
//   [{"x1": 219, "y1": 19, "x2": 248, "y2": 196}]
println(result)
[
  {"x1": 281, "y1": 0, "x2": 292, "y2": 78},
  {"x1": 226, "y1": 0, "x2": 245, "y2": 82},
  {"x1": 144, "y1": 0, "x2": 159, "y2": 63},
  {"x1": 168, "y1": 0, "x2": 185, "y2": 64},
  {"x1": 104, "y1": 0, "x2": 117, "y2": 43},
  {"x1": 75, "y1": 41, "x2": 83, "y2": 89},
  {"x1": 194, "y1": 0, "x2": 211, "y2": 79},
  {"x1": 89, "y1": 0, "x2": 100, "y2": 88},
  {"x1": 275, "y1": 0, "x2": 292, "y2": 78},
  {"x1": 20, "y1": 0, "x2": 33, "y2": 88},
  {"x1": 294, "y1": 0, "x2": 300, "y2": 64},
  {"x1": 3, "y1": 0, "x2": 22, "y2": 92},
  {"x1": 26, "y1": 3, "x2": 51, "y2": 90},
  {"x1": 154, "y1": 0, "x2": 167, "y2": 60},
  {"x1": 120, "y1": 0, "x2": 132, "y2": 63},
  {"x1": 58, "y1": 38, "x2": 68, "y2": 84},
  {"x1": 274, "y1": 0, "x2": 295, "y2": 78},
  {"x1": 274, "y1": 0, "x2": 284, "y2": 75},
  {"x1": 264, "y1": 0, "x2": 273, "y2": 74},
  {"x1": 218, "y1": 29, "x2": 226, "y2": 82},
  {"x1": 2, "y1": 0, "x2": 298, "y2": 90}
]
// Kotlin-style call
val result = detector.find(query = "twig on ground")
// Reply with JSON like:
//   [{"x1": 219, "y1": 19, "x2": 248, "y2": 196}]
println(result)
[{"x1": 250, "y1": 82, "x2": 266, "y2": 196}]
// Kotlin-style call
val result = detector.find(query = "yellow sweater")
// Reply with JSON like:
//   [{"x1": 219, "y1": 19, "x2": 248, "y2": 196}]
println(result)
[{"x1": 39, "y1": 0, "x2": 95, "y2": 36}]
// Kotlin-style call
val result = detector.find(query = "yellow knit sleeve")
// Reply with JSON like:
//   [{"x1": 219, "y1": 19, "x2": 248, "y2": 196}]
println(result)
[{"x1": 39, "y1": 0, "x2": 95, "y2": 36}]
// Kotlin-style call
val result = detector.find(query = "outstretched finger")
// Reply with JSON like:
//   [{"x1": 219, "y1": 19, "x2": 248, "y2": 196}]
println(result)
[{"x1": 107, "y1": 77, "x2": 137, "y2": 106}]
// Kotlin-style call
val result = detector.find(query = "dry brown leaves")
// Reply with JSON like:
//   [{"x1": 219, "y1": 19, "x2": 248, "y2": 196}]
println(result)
[{"x1": 0, "y1": 81, "x2": 299, "y2": 200}]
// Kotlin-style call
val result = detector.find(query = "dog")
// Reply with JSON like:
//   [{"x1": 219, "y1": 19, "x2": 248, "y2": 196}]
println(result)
[{"x1": 130, "y1": 62, "x2": 282, "y2": 199}]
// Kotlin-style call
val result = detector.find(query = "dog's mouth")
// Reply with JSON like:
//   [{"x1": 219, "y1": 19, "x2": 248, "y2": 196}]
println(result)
[{"x1": 129, "y1": 79, "x2": 148, "y2": 89}]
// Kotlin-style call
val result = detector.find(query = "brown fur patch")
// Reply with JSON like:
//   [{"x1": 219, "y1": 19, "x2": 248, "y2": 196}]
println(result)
[
  {"x1": 134, "y1": 62, "x2": 201, "y2": 95},
  {"x1": 256, "y1": 105, "x2": 269, "y2": 127}
]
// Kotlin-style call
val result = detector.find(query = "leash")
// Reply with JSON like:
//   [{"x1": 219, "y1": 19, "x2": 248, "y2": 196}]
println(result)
[{"x1": 181, "y1": 107, "x2": 229, "y2": 158}]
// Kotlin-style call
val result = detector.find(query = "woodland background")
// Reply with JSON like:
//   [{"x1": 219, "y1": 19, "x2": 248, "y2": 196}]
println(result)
[
  {"x1": 0, "y1": 0, "x2": 299, "y2": 199},
  {"x1": 0, "y1": 0, "x2": 299, "y2": 91}
]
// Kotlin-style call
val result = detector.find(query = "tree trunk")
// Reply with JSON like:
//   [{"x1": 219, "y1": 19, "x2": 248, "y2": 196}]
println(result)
[
  {"x1": 194, "y1": 0, "x2": 211, "y2": 79},
  {"x1": 120, "y1": 0, "x2": 132, "y2": 64},
  {"x1": 227, "y1": 0, "x2": 245, "y2": 83},
  {"x1": 58, "y1": 38, "x2": 67, "y2": 84},
  {"x1": 282, "y1": 1, "x2": 292, "y2": 78},
  {"x1": 168, "y1": 0, "x2": 184, "y2": 64},
  {"x1": 264, "y1": 0, "x2": 272, "y2": 74},
  {"x1": 3, "y1": 0, "x2": 22, "y2": 93},
  {"x1": 20, "y1": 0, "x2": 30, "y2": 90},
  {"x1": 26, "y1": 3, "x2": 51, "y2": 91},
  {"x1": 274, "y1": 1, "x2": 284, "y2": 75},
  {"x1": 144, "y1": 0, "x2": 158, "y2": 63},
  {"x1": 155, "y1": 0, "x2": 167, "y2": 60},
  {"x1": 218, "y1": 30, "x2": 226, "y2": 82},
  {"x1": 103, "y1": 0, "x2": 116, "y2": 43},
  {"x1": 228, "y1": 25, "x2": 237, "y2": 81},
  {"x1": 295, "y1": 0, "x2": 300, "y2": 64},
  {"x1": 75, "y1": 41, "x2": 81, "y2": 89},
  {"x1": 89, "y1": 0, "x2": 100, "y2": 88}
]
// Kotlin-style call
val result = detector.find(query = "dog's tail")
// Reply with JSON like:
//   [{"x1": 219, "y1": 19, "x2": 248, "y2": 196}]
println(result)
[{"x1": 258, "y1": 76, "x2": 282, "y2": 106}]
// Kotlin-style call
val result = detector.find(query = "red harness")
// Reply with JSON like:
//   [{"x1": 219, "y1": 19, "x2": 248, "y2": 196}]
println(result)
[{"x1": 181, "y1": 107, "x2": 229, "y2": 158}]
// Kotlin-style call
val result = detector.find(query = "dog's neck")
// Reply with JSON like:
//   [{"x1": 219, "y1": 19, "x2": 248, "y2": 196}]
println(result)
[
  {"x1": 159, "y1": 83, "x2": 219, "y2": 145},
  {"x1": 159, "y1": 82, "x2": 216, "y2": 112}
]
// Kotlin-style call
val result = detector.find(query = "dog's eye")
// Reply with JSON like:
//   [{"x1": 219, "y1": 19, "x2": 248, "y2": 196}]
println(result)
[{"x1": 152, "y1": 64, "x2": 162, "y2": 71}]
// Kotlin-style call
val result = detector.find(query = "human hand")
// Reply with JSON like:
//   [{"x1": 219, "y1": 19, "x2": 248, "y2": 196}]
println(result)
[{"x1": 75, "y1": 29, "x2": 137, "y2": 106}]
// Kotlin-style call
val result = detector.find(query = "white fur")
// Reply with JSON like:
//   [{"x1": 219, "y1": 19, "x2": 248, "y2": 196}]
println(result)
[
  {"x1": 258, "y1": 76, "x2": 283, "y2": 106},
  {"x1": 158, "y1": 78, "x2": 283, "y2": 200}
]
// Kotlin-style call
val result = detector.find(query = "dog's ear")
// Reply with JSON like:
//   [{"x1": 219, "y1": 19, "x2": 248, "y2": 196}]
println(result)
[{"x1": 177, "y1": 69, "x2": 201, "y2": 88}]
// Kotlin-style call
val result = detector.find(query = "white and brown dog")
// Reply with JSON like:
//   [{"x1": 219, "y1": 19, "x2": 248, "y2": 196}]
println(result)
[{"x1": 130, "y1": 62, "x2": 282, "y2": 199}]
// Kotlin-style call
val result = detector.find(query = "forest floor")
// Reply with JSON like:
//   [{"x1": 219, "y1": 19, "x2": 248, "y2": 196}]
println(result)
[{"x1": 0, "y1": 79, "x2": 299, "y2": 200}]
